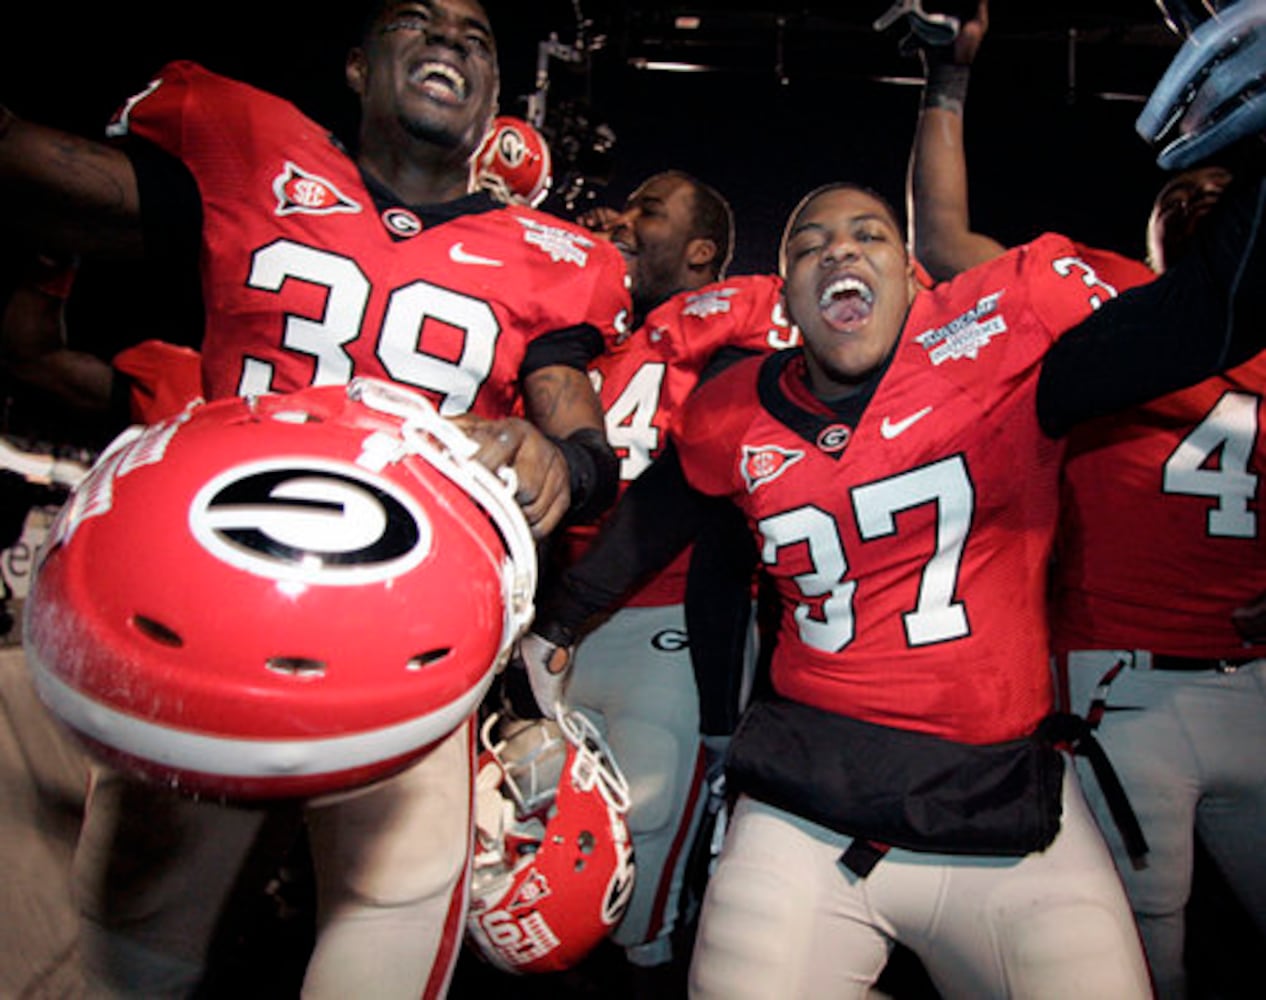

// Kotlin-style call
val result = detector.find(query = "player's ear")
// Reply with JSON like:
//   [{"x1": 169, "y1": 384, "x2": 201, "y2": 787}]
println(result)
[
  {"x1": 686, "y1": 237, "x2": 719, "y2": 273},
  {"x1": 346, "y1": 48, "x2": 368, "y2": 97}
]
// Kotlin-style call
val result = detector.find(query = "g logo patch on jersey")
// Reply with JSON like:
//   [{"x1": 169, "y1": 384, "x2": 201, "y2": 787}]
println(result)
[{"x1": 190, "y1": 459, "x2": 432, "y2": 585}]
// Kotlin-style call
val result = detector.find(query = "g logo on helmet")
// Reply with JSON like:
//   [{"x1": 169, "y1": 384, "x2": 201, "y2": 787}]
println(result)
[
  {"x1": 22, "y1": 381, "x2": 537, "y2": 801},
  {"x1": 495, "y1": 125, "x2": 529, "y2": 168},
  {"x1": 191, "y1": 461, "x2": 432, "y2": 586},
  {"x1": 466, "y1": 711, "x2": 636, "y2": 974},
  {"x1": 475, "y1": 116, "x2": 553, "y2": 208}
]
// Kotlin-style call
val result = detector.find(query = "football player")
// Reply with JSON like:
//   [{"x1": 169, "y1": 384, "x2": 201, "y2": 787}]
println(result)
[
  {"x1": 533, "y1": 170, "x2": 792, "y2": 984},
  {"x1": 0, "y1": 0, "x2": 628, "y2": 996},
  {"x1": 907, "y1": 2, "x2": 1266, "y2": 995},
  {"x1": 518, "y1": 140, "x2": 1266, "y2": 992}
]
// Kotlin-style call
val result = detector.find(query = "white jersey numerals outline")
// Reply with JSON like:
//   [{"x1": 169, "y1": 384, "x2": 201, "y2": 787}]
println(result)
[
  {"x1": 1162, "y1": 390, "x2": 1260, "y2": 539},
  {"x1": 240, "y1": 239, "x2": 500, "y2": 414},
  {"x1": 758, "y1": 454, "x2": 975, "y2": 653},
  {"x1": 1051, "y1": 255, "x2": 1120, "y2": 310},
  {"x1": 603, "y1": 362, "x2": 666, "y2": 481}
]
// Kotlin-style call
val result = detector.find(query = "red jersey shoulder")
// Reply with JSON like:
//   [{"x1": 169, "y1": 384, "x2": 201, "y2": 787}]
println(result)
[
  {"x1": 673, "y1": 354, "x2": 766, "y2": 497},
  {"x1": 111, "y1": 62, "x2": 321, "y2": 155},
  {"x1": 670, "y1": 273, "x2": 793, "y2": 359},
  {"x1": 1020, "y1": 233, "x2": 1154, "y2": 335},
  {"x1": 909, "y1": 233, "x2": 1152, "y2": 366},
  {"x1": 476, "y1": 205, "x2": 632, "y2": 342}
]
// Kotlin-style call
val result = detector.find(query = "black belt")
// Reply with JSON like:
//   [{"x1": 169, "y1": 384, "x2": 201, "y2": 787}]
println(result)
[{"x1": 1146, "y1": 653, "x2": 1255, "y2": 673}]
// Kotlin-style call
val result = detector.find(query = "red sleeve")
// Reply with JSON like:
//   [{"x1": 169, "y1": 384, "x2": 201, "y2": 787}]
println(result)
[
  {"x1": 1022, "y1": 233, "x2": 1155, "y2": 339},
  {"x1": 673, "y1": 355, "x2": 762, "y2": 498}
]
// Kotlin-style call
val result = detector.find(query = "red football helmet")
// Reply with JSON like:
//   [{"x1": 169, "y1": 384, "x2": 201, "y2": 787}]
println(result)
[
  {"x1": 466, "y1": 709, "x2": 636, "y2": 974},
  {"x1": 23, "y1": 378, "x2": 536, "y2": 800},
  {"x1": 475, "y1": 116, "x2": 553, "y2": 208}
]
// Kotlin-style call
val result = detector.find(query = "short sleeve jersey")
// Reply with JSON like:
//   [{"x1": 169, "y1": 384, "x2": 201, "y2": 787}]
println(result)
[
  {"x1": 113, "y1": 62, "x2": 631, "y2": 414},
  {"x1": 674, "y1": 234, "x2": 1152, "y2": 744},
  {"x1": 564, "y1": 274, "x2": 795, "y2": 606}
]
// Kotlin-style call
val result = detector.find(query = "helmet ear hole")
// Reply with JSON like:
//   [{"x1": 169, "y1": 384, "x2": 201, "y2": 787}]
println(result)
[
  {"x1": 131, "y1": 615, "x2": 184, "y2": 648},
  {"x1": 266, "y1": 657, "x2": 327, "y2": 678},
  {"x1": 407, "y1": 648, "x2": 452, "y2": 671}
]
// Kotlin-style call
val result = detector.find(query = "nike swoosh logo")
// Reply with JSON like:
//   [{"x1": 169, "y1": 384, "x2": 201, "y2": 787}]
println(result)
[
  {"x1": 449, "y1": 242, "x2": 503, "y2": 267},
  {"x1": 880, "y1": 406, "x2": 933, "y2": 440}
]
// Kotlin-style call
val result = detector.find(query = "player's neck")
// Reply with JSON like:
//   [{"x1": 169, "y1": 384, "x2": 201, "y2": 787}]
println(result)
[{"x1": 356, "y1": 143, "x2": 473, "y2": 207}]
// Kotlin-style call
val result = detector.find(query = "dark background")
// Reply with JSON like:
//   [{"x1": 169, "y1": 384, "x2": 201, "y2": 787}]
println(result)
[
  {"x1": 3, "y1": 0, "x2": 1183, "y2": 276},
  {"x1": 1, "y1": 5, "x2": 1260, "y2": 996}
]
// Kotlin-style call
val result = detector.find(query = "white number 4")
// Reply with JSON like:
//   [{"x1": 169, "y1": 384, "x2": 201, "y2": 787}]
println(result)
[{"x1": 1163, "y1": 390, "x2": 1260, "y2": 538}]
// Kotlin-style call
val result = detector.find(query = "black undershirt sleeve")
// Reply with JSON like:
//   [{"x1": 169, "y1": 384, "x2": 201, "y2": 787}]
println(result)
[
  {"x1": 683, "y1": 342, "x2": 765, "y2": 735},
  {"x1": 521, "y1": 324, "x2": 605, "y2": 374},
  {"x1": 1038, "y1": 173, "x2": 1266, "y2": 437},
  {"x1": 685, "y1": 497, "x2": 759, "y2": 737},
  {"x1": 538, "y1": 441, "x2": 707, "y2": 636}
]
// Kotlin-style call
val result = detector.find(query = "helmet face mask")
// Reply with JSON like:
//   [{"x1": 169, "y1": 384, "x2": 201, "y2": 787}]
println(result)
[
  {"x1": 466, "y1": 709, "x2": 636, "y2": 974},
  {"x1": 23, "y1": 379, "x2": 536, "y2": 801}
]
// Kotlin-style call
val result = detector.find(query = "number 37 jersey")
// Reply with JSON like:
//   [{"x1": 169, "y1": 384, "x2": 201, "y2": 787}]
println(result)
[
  {"x1": 673, "y1": 234, "x2": 1152, "y2": 745},
  {"x1": 113, "y1": 61, "x2": 631, "y2": 414}
]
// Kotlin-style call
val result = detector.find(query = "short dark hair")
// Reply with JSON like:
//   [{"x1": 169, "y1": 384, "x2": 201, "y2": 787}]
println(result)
[
  {"x1": 779, "y1": 182, "x2": 905, "y2": 275},
  {"x1": 656, "y1": 170, "x2": 735, "y2": 280},
  {"x1": 355, "y1": 0, "x2": 498, "y2": 47}
]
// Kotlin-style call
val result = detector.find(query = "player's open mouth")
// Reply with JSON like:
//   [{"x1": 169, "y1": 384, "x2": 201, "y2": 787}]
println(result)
[
  {"x1": 818, "y1": 275, "x2": 874, "y2": 328},
  {"x1": 410, "y1": 61, "x2": 468, "y2": 102}
]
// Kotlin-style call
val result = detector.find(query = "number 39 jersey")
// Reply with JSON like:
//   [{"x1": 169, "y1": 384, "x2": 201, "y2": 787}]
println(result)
[
  {"x1": 674, "y1": 234, "x2": 1153, "y2": 745},
  {"x1": 112, "y1": 61, "x2": 630, "y2": 413}
]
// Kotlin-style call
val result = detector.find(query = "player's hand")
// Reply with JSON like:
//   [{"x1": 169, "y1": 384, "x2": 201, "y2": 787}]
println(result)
[
  {"x1": 451, "y1": 415, "x2": 570, "y2": 539},
  {"x1": 576, "y1": 205, "x2": 622, "y2": 239},
  {"x1": 510, "y1": 627, "x2": 575, "y2": 720},
  {"x1": 1231, "y1": 590, "x2": 1266, "y2": 644},
  {"x1": 918, "y1": 1, "x2": 989, "y2": 67}
]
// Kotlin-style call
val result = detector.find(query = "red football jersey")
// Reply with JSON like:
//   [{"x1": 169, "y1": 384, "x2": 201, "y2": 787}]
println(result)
[
  {"x1": 112, "y1": 62, "x2": 630, "y2": 415},
  {"x1": 565, "y1": 274, "x2": 795, "y2": 606},
  {"x1": 1052, "y1": 351, "x2": 1266, "y2": 659},
  {"x1": 674, "y1": 234, "x2": 1152, "y2": 744}
]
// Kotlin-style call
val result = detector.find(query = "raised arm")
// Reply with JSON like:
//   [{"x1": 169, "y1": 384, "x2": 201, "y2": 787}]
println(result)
[
  {"x1": 0, "y1": 106, "x2": 144, "y2": 258},
  {"x1": 905, "y1": 0, "x2": 1005, "y2": 282}
]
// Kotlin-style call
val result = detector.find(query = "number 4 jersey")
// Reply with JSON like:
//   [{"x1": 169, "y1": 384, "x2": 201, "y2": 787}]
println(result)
[
  {"x1": 1052, "y1": 351, "x2": 1266, "y2": 660},
  {"x1": 673, "y1": 234, "x2": 1153, "y2": 745},
  {"x1": 111, "y1": 62, "x2": 631, "y2": 413}
]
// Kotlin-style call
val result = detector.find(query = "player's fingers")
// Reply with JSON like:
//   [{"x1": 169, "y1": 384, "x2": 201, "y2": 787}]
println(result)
[
  {"x1": 514, "y1": 443, "x2": 570, "y2": 538},
  {"x1": 452, "y1": 416, "x2": 526, "y2": 473}
]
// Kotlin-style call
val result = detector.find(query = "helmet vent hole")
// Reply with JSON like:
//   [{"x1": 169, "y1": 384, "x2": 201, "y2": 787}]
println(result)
[
  {"x1": 407, "y1": 648, "x2": 451, "y2": 671},
  {"x1": 266, "y1": 657, "x2": 327, "y2": 678},
  {"x1": 271, "y1": 409, "x2": 323, "y2": 425},
  {"x1": 132, "y1": 615, "x2": 184, "y2": 648}
]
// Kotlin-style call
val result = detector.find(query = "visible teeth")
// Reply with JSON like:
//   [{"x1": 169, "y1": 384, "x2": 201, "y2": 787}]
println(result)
[
  {"x1": 415, "y1": 61, "x2": 467, "y2": 98},
  {"x1": 819, "y1": 276, "x2": 873, "y2": 309}
]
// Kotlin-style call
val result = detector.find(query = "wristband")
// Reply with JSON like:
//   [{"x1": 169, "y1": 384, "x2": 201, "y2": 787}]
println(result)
[
  {"x1": 550, "y1": 426, "x2": 618, "y2": 524},
  {"x1": 922, "y1": 62, "x2": 970, "y2": 115}
]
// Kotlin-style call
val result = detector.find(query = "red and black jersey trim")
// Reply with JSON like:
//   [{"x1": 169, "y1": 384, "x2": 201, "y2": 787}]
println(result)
[{"x1": 756, "y1": 349, "x2": 891, "y2": 458}]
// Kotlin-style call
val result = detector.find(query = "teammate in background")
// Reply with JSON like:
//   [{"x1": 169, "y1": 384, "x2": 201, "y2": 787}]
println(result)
[
  {"x1": 539, "y1": 170, "x2": 792, "y2": 985},
  {"x1": 0, "y1": 0, "x2": 628, "y2": 995},
  {"x1": 2, "y1": 253, "x2": 203, "y2": 428},
  {"x1": 907, "y1": 2, "x2": 1266, "y2": 995},
  {"x1": 519, "y1": 147, "x2": 1266, "y2": 993}
]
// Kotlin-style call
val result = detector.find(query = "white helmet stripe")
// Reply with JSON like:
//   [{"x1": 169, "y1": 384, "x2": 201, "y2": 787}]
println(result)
[{"x1": 27, "y1": 646, "x2": 493, "y2": 779}]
